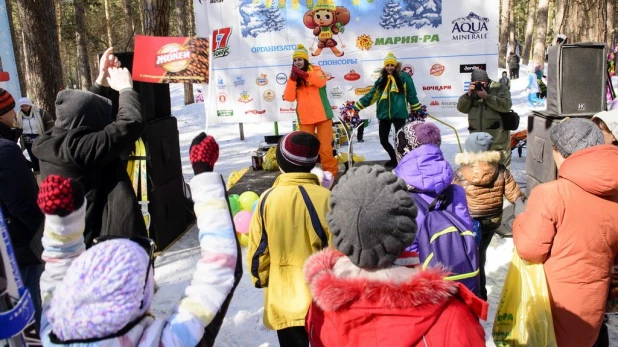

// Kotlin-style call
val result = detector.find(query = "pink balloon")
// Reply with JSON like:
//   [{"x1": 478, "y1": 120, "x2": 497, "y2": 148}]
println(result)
[{"x1": 233, "y1": 211, "x2": 253, "y2": 234}]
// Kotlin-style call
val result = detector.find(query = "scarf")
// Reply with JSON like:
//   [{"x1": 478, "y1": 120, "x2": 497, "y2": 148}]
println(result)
[{"x1": 380, "y1": 74, "x2": 399, "y2": 101}]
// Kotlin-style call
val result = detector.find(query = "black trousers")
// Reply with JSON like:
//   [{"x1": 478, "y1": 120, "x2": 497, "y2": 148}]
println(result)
[
  {"x1": 24, "y1": 140, "x2": 40, "y2": 172},
  {"x1": 379, "y1": 118, "x2": 406, "y2": 162},
  {"x1": 356, "y1": 122, "x2": 365, "y2": 141},
  {"x1": 475, "y1": 216, "x2": 502, "y2": 301},
  {"x1": 509, "y1": 68, "x2": 518, "y2": 79},
  {"x1": 277, "y1": 326, "x2": 309, "y2": 347}
]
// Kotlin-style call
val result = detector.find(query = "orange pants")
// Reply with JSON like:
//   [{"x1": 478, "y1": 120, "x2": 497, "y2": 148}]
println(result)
[{"x1": 299, "y1": 119, "x2": 339, "y2": 178}]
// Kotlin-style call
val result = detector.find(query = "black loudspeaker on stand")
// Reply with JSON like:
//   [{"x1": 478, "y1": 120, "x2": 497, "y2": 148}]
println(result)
[
  {"x1": 526, "y1": 42, "x2": 606, "y2": 197},
  {"x1": 110, "y1": 52, "x2": 195, "y2": 250}
]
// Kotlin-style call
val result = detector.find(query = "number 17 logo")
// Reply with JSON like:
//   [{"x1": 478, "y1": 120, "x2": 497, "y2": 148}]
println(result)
[{"x1": 212, "y1": 27, "x2": 232, "y2": 58}]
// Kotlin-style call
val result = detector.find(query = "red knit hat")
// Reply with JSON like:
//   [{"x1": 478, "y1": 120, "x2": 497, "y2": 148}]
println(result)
[
  {"x1": 0, "y1": 88, "x2": 15, "y2": 116},
  {"x1": 276, "y1": 131, "x2": 320, "y2": 173}
]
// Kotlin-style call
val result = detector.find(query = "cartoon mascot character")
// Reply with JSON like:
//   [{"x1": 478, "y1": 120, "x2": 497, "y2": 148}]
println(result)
[{"x1": 303, "y1": 0, "x2": 350, "y2": 57}]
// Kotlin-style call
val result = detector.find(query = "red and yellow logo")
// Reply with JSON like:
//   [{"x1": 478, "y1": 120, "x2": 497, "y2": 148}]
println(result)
[
  {"x1": 156, "y1": 43, "x2": 191, "y2": 72},
  {"x1": 430, "y1": 64, "x2": 445, "y2": 76}
]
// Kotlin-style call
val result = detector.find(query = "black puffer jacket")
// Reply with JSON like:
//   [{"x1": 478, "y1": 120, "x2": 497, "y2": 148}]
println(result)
[
  {"x1": 0, "y1": 123, "x2": 43, "y2": 266},
  {"x1": 33, "y1": 84, "x2": 147, "y2": 246}
]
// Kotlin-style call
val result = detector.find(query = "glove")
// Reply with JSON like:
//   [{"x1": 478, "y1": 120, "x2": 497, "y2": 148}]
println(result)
[
  {"x1": 189, "y1": 132, "x2": 219, "y2": 175},
  {"x1": 292, "y1": 66, "x2": 309, "y2": 79},
  {"x1": 290, "y1": 69, "x2": 297, "y2": 82},
  {"x1": 38, "y1": 175, "x2": 85, "y2": 216}
]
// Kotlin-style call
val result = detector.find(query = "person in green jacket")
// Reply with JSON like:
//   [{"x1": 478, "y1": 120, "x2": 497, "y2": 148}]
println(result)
[
  {"x1": 457, "y1": 69, "x2": 513, "y2": 168},
  {"x1": 353, "y1": 52, "x2": 422, "y2": 167}
]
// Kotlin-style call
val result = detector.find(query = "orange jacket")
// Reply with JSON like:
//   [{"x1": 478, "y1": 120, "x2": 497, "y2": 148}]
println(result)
[
  {"x1": 283, "y1": 65, "x2": 333, "y2": 125},
  {"x1": 513, "y1": 145, "x2": 618, "y2": 347}
]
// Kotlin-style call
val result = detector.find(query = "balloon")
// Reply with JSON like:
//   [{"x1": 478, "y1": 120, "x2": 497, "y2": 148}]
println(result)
[
  {"x1": 237, "y1": 233, "x2": 249, "y2": 247},
  {"x1": 239, "y1": 191, "x2": 259, "y2": 211},
  {"x1": 228, "y1": 194, "x2": 241, "y2": 216},
  {"x1": 233, "y1": 211, "x2": 253, "y2": 234},
  {"x1": 252, "y1": 200, "x2": 259, "y2": 213}
]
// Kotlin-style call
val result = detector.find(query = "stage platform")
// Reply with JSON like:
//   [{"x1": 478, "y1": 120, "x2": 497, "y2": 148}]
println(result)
[{"x1": 227, "y1": 160, "x2": 388, "y2": 196}]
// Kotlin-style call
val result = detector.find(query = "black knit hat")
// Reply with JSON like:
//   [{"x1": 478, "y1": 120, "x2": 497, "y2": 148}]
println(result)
[
  {"x1": 0, "y1": 88, "x2": 16, "y2": 116},
  {"x1": 276, "y1": 131, "x2": 320, "y2": 173}
]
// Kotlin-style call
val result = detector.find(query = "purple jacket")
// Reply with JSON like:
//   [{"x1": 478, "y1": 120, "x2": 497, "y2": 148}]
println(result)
[{"x1": 394, "y1": 144, "x2": 473, "y2": 251}]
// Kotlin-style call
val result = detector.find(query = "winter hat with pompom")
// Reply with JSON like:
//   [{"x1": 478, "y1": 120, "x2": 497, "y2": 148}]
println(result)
[
  {"x1": 293, "y1": 44, "x2": 309, "y2": 61},
  {"x1": 48, "y1": 239, "x2": 154, "y2": 341},
  {"x1": 328, "y1": 165, "x2": 418, "y2": 269},
  {"x1": 395, "y1": 122, "x2": 441, "y2": 161}
]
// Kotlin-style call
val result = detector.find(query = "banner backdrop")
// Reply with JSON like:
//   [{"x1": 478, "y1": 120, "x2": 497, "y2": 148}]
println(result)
[{"x1": 195, "y1": 0, "x2": 499, "y2": 124}]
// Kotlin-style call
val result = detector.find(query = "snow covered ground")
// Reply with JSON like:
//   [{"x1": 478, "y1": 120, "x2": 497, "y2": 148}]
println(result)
[{"x1": 151, "y1": 66, "x2": 618, "y2": 346}]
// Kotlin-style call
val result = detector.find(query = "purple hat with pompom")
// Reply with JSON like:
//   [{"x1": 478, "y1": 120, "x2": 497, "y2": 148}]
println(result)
[{"x1": 395, "y1": 122, "x2": 442, "y2": 161}]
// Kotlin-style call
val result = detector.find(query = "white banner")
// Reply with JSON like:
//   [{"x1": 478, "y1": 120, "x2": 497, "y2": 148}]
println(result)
[{"x1": 195, "y1": 0, "x2": 499, "y2": 124}]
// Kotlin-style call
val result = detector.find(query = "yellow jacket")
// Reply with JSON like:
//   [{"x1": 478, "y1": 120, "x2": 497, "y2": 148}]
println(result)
[{"x1": 247, "y1": 173, "x2": 331, "y2": 330}]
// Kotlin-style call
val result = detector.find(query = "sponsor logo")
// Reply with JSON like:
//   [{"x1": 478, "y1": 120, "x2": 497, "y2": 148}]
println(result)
[
  {"x1": 464, "y1": 81, "x2": 471, "y2": 92},
  {"x1": 217, "y1": 76, "x2": 226, "y2": 89},
  {"x1": 218, "y1": 93, "x2": 228, "y2": 103},
  {"x1": 234, "y1": 76, "x2": 245, "y2": 87},
  {"x1": 344, "y1": 70, "x2": 361, "y2": 81},
  {"x1": 370, "y1": 68, "x2": 382, "y2": 80},
  {"x1": 217, "y1": 110, "x2": 233, "y2": 116},
  {"x1": 256, "y1": 74, "x2": 268, "y2": 86},
  {"x1": 460, "y1": 64, "x2": 487, "y2": 73},
  {"x1": 245, "y1": 109, "x2": 266, "y2": 114},
  {"x1": 355, "y1": 86, "x2": 373, "y2": 95},
  {"x1": 212, "y1": 27, "x2": 232, "y2": 58},
  {"x1": 276, "y1": 73, "x2": 287, "y2": 85},
  {"x1": 317, "y1": 59, "x2": 358, "y2": 66},
  {"x1": 329, "y1": 87, "x2": 344, "y2": 99},
  {"x1": 263, "y1": 89, "x2": 275, "y2": 102},
  {"x1": 280, "y1": 107, "x2": 296, "y2": 113},
  {"x1": 439, "y1": 101, "x2": 458, "y2": 109},
  {"x1": 356, "y1": 34, "x2": 374, "y2": 51},
  {"x1": 238, "y1": 91, "x2": 254, "y2": 104},
  {"x1": 374, "y1": 34, "x2": 439, "y2": 46},
  {"x1": 430, "y1": 64, "x2": 445, "y2": 76},
  {"x1": 452, "y1": 12, "x2": 489, "y2": 41},
  {"x1": 402, "y1": 64, "x2": 414, "y2": 76},
  {"x1": 430, "y1": 101, "x2": 440, "y2": 106},
  {"x1": 422, "y1": 85, "x2": 452, "y2": 91},
  {"x1": 156, "y1": 43, "x2": 191, "y2": 72},
  {"x1": 251, "y1": 44, "x2": 297, "y2": 53}
]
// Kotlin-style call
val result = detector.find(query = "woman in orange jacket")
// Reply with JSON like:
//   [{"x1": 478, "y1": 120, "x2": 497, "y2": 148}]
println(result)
[{"x1": 283, "y1": 44, "x2": 338, "y2": 178}]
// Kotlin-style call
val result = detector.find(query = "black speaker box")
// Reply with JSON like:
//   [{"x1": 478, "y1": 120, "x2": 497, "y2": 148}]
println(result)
[
  {"x1": 149, "y1": 175, "x2": 193, "y2": 250},
  {"x1": 143, "y1": 117, "x2": 183, "y2": 187},
  {"x1": 547, "y1": 43, "x2": 607, "y2": 117},
  {"x1": 103, "y1": 52, "x2": 172, "y2": 121}
]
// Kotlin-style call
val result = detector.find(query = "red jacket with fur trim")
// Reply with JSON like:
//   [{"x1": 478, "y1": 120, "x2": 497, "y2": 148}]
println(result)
[{"x1": 304, "y1": 248, "x2": 488, "y2": 347}]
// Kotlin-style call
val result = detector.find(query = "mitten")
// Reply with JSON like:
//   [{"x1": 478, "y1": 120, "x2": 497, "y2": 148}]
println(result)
[
  {"x1": 292, "y1": 66, "x2": 309, "y2": 79},
  {"x1": 290, "y1": 69, "x2": 297, "y2": 81},
  {"x1": 37, "y1": 175, "x2": 85, "y2": 216},
  {"x1": 190, "y1": 132, "x2": 219, "y2": 175}
]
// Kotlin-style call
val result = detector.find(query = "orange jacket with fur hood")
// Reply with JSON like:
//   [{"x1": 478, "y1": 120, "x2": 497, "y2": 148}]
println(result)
[{"x1": 304, "y1": 248, "x2": 488, "y2": 347}]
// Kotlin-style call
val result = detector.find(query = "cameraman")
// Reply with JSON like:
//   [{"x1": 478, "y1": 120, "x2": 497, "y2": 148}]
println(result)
[{"x1": 457, "y1": 69, "x2": 513, "y2": 168}]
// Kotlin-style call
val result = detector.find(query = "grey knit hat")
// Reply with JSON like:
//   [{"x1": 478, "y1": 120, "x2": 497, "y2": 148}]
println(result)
[
  {"x1": 465, "y1": 132, "x2": 494, "y2": 153},
  {"x1": 328, "y1": 165, "x2": 418, "y2": 269},
  {"x1": 471, "y1": 69, "x2": 490, "y2": 82},
  {"x1": 550, "y1": 118, "x2": 604, "y2": 158}
]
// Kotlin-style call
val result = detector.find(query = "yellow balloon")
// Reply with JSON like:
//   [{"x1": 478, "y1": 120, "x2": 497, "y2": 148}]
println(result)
[
  {"x1": 239, "y1": 191, "x2": 260, "y2": 211},
  {"x1": 237, "y1": 233, "x2": 249, "y2": 247}
]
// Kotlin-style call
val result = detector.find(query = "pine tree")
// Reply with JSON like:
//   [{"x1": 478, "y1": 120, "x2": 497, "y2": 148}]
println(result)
[
  {"x1": 262, "y1": 5, "x2": 286, "y2": 32},
  {"x1": 402, "y1": 0, "x2": 441, "y2": 29},
  {"x1": 379, "y1": 0, "x2": 406, "y2": 30},
  {"x1": 239, "y1": 0, "x2": 265, "y2": 38}
]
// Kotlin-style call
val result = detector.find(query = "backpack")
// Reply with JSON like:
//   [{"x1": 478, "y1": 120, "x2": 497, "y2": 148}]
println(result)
[{"x1": 410, "y1": 186, "x2": 480, "y2": 294}]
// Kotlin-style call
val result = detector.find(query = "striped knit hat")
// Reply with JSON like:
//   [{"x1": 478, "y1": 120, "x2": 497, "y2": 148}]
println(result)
[
  {"x1": 276, "y1": 131, "x2": 320, "y2": 173},
  {"x1": 0, "y1": 88, "x2": 15, "y2": 116},
  {"x1": 293, "y1": 44, "x2": 309, "y2": 62},
  {"x1": 384, "y1": 52, "x2": 397, "y2": 67}
]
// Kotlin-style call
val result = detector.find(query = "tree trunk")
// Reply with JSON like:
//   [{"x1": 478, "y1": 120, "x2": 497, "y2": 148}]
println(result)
[
  {"x1": 74, "y1": 0, "x2": 92, "y2": 90},
  {"x1": 175, "y1": 0, "x2": 194, "y2": 105},
  {"x1": 522, "y1": 0, "x2": 537, "y2": 65},
  {"x1": 104, "y1": 0, "x2": 113, "y2": 47},
  {"x1": 554, "y1": 0, "x2": 608, "y2": 44},
  {"x1": 122, "y1": 0, "x2": 136, "y2": 50},
  {"x1": 533, "y1": 0, "x2": 550, "y2": 67},
  {"x1": 508, "y1": 0, "x2": 515, "y2": 54},
  {"x1": 5, "y1": 0, "x2": 27, "y2": 95},
  {"x1": 138, "y1": 0, "x2": 145, "y2": 34},
  {"x1": 608, "y1": 0, "x2": 616, "y2": 49},
  {"x1": 498, "y1": 0, "x2": 510, "y2": 68},
  {"x1": 188, "y1": 0, "x2": 195, "y2": 36},
  {"x1": 15, "y1": 0, "x2": 63, "y2": 115},
  {"x1": 143, "y1": 0, "x2": 170, "y2": 36}
]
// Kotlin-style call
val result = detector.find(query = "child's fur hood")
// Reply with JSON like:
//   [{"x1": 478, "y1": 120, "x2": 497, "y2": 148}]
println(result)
[
  {"x1": 304, "y1": 248, "x2": 459, "y2": 312},
  {"x1": 455, "y1": 150, "x2": 501, "y2": 166}
]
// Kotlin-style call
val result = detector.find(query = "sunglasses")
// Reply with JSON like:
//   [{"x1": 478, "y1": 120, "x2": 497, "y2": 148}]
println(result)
[{"x1": 92, "y1": 236, "x2": 156, "y2": 309}]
